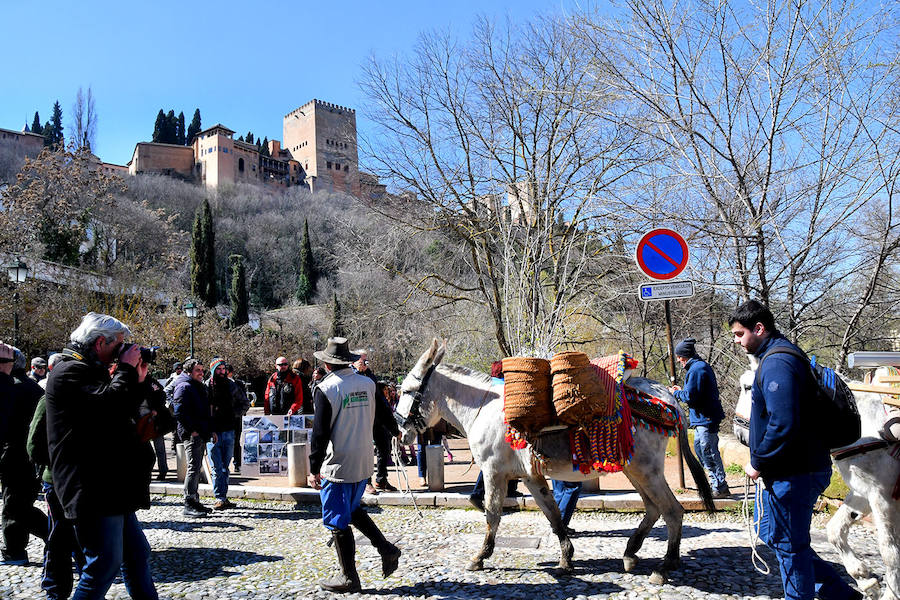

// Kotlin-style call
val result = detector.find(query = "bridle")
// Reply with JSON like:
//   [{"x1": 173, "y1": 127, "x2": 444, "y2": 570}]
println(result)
[{"x1": 396, "y1": 364, "x2": 436, "y2": 433}]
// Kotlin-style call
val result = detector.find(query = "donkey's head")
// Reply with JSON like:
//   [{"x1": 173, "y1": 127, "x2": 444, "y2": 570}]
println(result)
[{"x1": 395, "y1": 338, "x2": 447, "y2": 445}]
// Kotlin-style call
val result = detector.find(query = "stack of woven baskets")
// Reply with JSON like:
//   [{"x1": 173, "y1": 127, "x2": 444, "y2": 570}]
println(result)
[
  {"x1": 502, "y1": 357, "x2": 554, "y2": 433},
  {"x1": 551, "y1": 351, "x2": 608, "y2": 425}
]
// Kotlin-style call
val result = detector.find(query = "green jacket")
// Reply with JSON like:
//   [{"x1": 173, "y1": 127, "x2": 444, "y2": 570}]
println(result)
[{"x1": 26, "y1": 395, "x2": 52, "y2": 484}]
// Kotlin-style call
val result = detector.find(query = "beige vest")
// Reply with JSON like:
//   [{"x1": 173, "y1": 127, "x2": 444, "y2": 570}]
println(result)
[{"x1": 317, "y1": 368, "x2": 375, "y2": 483}]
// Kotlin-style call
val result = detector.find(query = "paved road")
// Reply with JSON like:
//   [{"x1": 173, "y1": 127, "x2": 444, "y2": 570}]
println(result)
[{"x1": 0, "y1": 495, "x2": 882, "y2": 599}]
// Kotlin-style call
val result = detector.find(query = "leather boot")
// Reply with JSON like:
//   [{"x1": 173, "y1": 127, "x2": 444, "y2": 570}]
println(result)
[
  {"x1": 351, "y1": 507, "x2": 401, "y2": 577},
  {"x1": 319, "y1": 528, "x2": 361, "y2": 593}
]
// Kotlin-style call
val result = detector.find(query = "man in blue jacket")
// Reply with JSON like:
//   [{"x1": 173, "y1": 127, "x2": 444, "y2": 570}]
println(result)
[
  {"x1": 670, "y1": 337, "x2": 728, "y2": 498},
  {"x1": 730, "y1": 300, "x2": 861, "y2": 600},
  {"x1": 173, "y1": 358, "x2": 216, "y2": 517}
]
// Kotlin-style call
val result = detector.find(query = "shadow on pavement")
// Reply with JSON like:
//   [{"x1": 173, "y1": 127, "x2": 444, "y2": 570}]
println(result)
[
  {"x1": 577, "y1": 524, "x2": 738, "y2": 540},
  {"x1": 142, "y1": 519, "x2": 252, "y2": 532},
  {"x1": 149, "y1": 547, "x2": 282, "y2": 583},
  {"x1": 369, "y1": 578, "x2": 622, "y2": 599}
]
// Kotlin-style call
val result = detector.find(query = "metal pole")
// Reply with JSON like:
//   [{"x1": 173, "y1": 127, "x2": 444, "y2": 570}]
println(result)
[
  {"x1": 664, "y1": 299, "x2": 685, "y2": 489},
  {"x1": 189, "y1": 319, "x2": 195, "y2": 358},
  {"x1": 12, "y1": 292, "x2": 19, "y2": 348}
]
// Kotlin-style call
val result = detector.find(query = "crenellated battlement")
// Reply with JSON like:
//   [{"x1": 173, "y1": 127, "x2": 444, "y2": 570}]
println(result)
[{"x1": 285, "y1": 99, "x2": 356, "y2": 119}]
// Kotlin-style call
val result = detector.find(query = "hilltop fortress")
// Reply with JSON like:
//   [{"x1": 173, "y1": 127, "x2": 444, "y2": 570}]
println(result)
[{"x1": 2, "y1": 99, "x2": 386, "y2": 200}]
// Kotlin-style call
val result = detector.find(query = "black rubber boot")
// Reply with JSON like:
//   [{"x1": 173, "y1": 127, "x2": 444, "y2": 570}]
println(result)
[
  {"x1": 351, "y1": 507, "x2": 401, "y2": 577},
  {"x1": 319, "y1": 528, "x2": 360, "y2": 593}
]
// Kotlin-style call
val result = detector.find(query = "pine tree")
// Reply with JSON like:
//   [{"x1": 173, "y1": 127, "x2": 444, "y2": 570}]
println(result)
[
  {"x1": 190, "y1": 199, "x2": 217, "y2": 307},
  {"x1": 48, "y1": 101, "x2": 64, "y2": 150},
  {"x1": 176, "y1": 112, "x2": 186, "y2": 145},
  {"x1": 31, "y1": 112, "x2": 42, "y2": 135},
  {"x1": 329, "y1": 293, "x2": 345, "y2": 338},
  {"x1": 296, "y1": 219, "x2": 316, "y2": 303},
  {"x1": 152, "y1": 109, "x2": 166, "y2": 142},
  {"x1": 228, "y1": 254, "x2": 249, "y2": 327},
  {"x1": 186, "y1": 108, "x2": 201, "y2": 145}
]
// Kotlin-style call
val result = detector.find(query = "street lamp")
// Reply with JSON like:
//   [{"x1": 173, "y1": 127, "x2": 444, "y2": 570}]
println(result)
[
  {"x1": 183, "y1": 301, "x2": 199, "y2": 358},
  {"x1": 6, "y1": 259, "x2": 29, "y2": 347}
]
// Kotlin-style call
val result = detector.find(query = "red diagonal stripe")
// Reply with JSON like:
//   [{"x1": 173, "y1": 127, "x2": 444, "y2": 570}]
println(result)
[{"x1": 645, "y1": 240, "x2": 680, "y2": 268}]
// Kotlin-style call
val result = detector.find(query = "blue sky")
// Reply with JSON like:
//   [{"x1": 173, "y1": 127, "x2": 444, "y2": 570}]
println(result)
[{"x1": 0, "y1": 0, "x2": 572, "y2": 166}]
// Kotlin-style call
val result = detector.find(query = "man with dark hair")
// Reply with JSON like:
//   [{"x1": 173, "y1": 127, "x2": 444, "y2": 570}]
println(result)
[
  {"x1": 730, "y1": 300, "x2": 861, "y2": 600},
  {"x1": 45, "y1": 312, "x2": 158, "y2": 598},
  {"x1": 206, "y1": 358, "x2": 246, "y2": 510},
  {"x1": 669, "y1": 337, "x2": 728, "y2": 498},
  {"x1": 308, "y1": 337, "x2": 400, "y2": 593},
  {"x1": 173, "y1": 358, "x2": 216, "y2": 517}
]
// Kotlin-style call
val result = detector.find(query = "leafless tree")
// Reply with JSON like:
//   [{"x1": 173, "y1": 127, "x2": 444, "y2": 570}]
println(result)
[
  {"x1": 574, "y1": 0, "x2": 900, "y2": 356},
  {"x1": 70, "y1": 86, "x2": 98, "y2": 152},
  {"x1": 361, "y1": 16, "x2": 646, "y2": 356}
]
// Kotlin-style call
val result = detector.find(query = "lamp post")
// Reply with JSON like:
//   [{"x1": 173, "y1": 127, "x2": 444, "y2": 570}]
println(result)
[
  {"x1": 183, "y1": 301, "x2": 199, "y2": 358},
  {"x1": 6, "y1": 259, "x2": 29, "y2": 348}
]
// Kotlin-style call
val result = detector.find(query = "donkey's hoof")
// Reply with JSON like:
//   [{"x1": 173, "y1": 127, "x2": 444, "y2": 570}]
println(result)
[
  {"x1": 623, "y1": 555, "x2": 638, "y2": 572},
  {"x1": 649, "y1": 571, "x2": 667, "y2": 585},
  {"x1": 551, "y1": 564, "x2": 574, "y2": 577},
  {"x1": 466, "y1": 560, "x2": 484, "y2": 572}
]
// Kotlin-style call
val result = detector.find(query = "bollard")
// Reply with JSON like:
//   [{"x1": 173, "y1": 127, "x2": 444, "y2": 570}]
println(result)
[
  {"x1": 287, "y1": 443, "x2": 309, "y2": 487},
  {"x1": 425, "y1": 444, "x2": 444, "y2": 491},
  {"x1": 176, "y1": 442, "x2": 186, "y2": 482}
]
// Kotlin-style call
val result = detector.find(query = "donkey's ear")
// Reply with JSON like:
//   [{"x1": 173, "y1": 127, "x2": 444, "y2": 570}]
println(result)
[
  {"x1": 433, "y1": 339, "x2": 448, "y2": 367},
  {"x1": 413, "y1": 338, "x2": 440, "y2": 378}
]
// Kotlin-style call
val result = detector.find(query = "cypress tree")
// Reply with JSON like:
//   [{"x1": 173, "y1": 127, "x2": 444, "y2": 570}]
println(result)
[
  {"x1": 152, "y1": 109, "x2": 165, "y2": 142},
  {"x1": 48, "y1": 101, "x2": 64, "y2": 150},
  {"x1": 237, "y1": 135, "x2": 244, "y2": 142},
  {"x1": 165, "y1": 110, "x2": 177, "y2": 144},
  {"x1": 42, "y1": 121, "x2": 53, "y2": 147},
  {"x1": 260, "y1": 137, "x2": 270, "y2": 156},
  {"x1": 190, "y1": 199, "x2": 217, "y2": 307},
  {"x1": 31, "y1": 112, "x2": 42, "y2": 135},
  {"x1": 228, "y1": 254, "x2": 249, "y2": 327},
  {"x1": 176, "y1": 111, "x2": 186, "y2": 145},
  {"x1": 296, "y1": 219, "x2": 316, "y2": 303},
  {"x1": 186, "y1": 108, "x2": 201, "y2": 145},
  {"x1": 329, "y1": 293, "x2": 345, "y2": 338},
  {"x1": 246, "y1": 132, "x2": 254, "y2": 144}
]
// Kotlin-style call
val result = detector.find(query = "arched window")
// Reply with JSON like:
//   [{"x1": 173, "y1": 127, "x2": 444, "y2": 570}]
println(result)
[{"x1": 238, "y1": 158, "x2": 245, "y2": 172}]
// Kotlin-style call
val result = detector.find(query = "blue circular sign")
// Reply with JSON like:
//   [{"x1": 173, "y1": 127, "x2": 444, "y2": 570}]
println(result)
[{"x1": 635, "y1": 229, "x2": 689, "y2": 280}]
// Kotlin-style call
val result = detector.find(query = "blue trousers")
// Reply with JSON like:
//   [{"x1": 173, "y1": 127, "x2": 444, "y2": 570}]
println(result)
[
  {"x1": 320, "y1": 479, "x2": 367, "y2": 531},
  {"x1": 207, "y1": 430, "x2": 235, "y2": 501},
  {"x1": 552, "y1": 480, "x2": 583, "y2": 527},
  {"x1": 755, "y1": 469, "x2": 857, "y2": 600},
  {"x1": 72, "y1": 512, "x2": 157, "y2": 600},
  {"x1": 41, "y1": 482, "x2": 83, "y2": 600},
  {"x1": 693, "y1": 425, "x2": 727, "y2": 491}
]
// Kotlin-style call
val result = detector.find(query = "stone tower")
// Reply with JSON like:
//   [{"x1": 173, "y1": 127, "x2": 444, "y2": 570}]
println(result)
[{"x1": 283, "y1": 99, "x2": 359, "y2": 196}]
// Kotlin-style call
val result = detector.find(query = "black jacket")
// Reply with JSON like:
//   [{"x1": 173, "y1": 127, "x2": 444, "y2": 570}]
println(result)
[
  {"x1": 172, "y1": 373, "x2": 212, "y2": 440},
  {"x1": 45, "y1": 349, "x2": 152, "y2": 519}
]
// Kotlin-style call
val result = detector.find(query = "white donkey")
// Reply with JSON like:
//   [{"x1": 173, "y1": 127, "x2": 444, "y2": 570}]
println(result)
[
  {"x1": 736, "y1": 364, "x2": 900, "y2": 599},
  {"x1": 396, "y1": 340, "x2": 715, "y2": 584}
]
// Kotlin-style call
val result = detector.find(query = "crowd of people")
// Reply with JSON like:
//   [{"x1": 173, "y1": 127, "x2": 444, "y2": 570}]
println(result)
[{"x1": 0, "y1": 299, "x2": 867, "y2": 599}]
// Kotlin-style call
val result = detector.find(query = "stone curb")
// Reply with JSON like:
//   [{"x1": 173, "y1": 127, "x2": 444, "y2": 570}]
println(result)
[{"x1": 149, "y1": 482, "x2": 739, "y2": 511}]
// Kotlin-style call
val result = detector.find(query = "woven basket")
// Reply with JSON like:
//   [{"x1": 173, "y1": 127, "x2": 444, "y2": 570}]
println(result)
[
  {"x1": 550, "y1": 351, "x2": 608, "y2": 425},
  {"x1": 502, "y1": 357, "x2": 554, "y2": 433}
]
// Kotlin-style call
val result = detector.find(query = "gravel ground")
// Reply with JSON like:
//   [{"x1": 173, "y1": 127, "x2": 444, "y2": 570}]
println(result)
[{"x1": 0, "y1": 494, "x2": 884, "y2": 599}]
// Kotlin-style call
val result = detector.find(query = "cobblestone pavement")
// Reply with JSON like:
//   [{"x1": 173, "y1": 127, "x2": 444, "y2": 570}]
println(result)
[{"x1": 0, "y1": 495, "x2": 883, "y2": 599}]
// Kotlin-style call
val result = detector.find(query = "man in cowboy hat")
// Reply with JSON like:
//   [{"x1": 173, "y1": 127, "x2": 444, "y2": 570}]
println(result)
[{"x1": 307, "y1": 337, "x2": 401, "y2": 593}]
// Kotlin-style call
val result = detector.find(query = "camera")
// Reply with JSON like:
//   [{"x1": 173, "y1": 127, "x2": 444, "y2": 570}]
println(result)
[{"x1": 120, "y1": 343, "x2": 160, "y2": 364}]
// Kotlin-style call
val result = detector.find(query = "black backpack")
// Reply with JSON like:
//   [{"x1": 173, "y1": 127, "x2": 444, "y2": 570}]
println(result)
[{"x1": 756, "y1": 346, "x2": 861, "y2": 450}]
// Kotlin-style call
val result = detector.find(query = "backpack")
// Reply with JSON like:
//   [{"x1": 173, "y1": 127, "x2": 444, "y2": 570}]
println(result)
[{"x1": 755, "y1": 346, "x2": 861, "y2": 450}]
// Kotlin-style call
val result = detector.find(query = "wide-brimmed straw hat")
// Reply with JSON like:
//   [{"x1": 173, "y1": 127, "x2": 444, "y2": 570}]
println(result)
[{"x1": 313, "y1": 337, "x2": 359, "y2": 366}]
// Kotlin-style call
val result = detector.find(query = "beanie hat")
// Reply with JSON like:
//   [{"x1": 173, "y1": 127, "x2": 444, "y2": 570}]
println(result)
[
  {"x1": 31, "y1": 357, "x2": 47, "y2": 368},
  {"x1": 674, "y1": 338, "x2": 697, "y2": 358},
  {"x1": 210, "y1": 358, "x2": 226, "y2": 373}
]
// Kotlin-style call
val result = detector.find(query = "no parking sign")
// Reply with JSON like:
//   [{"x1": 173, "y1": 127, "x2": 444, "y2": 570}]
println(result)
[{"x1": 635, "y1": 228, "x2": 689, "y2": 281}]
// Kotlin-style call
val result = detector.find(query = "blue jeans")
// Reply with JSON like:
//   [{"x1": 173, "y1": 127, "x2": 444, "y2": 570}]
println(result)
[
  {"x1": 693, "y1": 425, "x2": 727, "y2": 491},
  {"x1": 552, "y1": 480, "x2": 583, "y2": 527},
  {"x1": 207, "y1": 430, "x2": 235, "y2": 501},
  {"x1": 41, "y1": 482, "x2": 83, "y2": 600},
  {"x1": 72, "y1": 513, "x2": 157, "y2": 600},
  {"x1": 320, "y1": 479, "x2": 367, "y2": 531},
  {"x1": 755, "y1": 469, "x2": 857, "y2": 600}
]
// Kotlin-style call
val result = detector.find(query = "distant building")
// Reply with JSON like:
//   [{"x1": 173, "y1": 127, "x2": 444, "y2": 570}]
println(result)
[
  {"x1": 283, "y1": 99, "x2": 359, "y2": 196},
  {"x1": 0, "y1": 126, "x2": 45, "y2": 159}
]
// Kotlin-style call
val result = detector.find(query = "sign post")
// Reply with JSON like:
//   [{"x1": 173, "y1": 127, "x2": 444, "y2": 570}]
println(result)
[{"x1": 635, "y1": 228, "x2": 692, "y2": 489}]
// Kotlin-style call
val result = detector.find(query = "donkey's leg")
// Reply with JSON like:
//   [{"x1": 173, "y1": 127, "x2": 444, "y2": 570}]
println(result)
[
  {"x1": 826, "y1": 492, "x2": 877, "y2": 595},
  {"x1": 523, "y1": 475, "x2": 574, "y2": 572},
  {"x1": 868, "y1": 489, "x2": 900, "y2": 600},
  {"x1": 620, "y1": 473, "x2": 660, "y2": 573},
  {"x1": 467, "y1": 471, "x2": 506, "y2": 572},
  {"x1": 639, "y1": 469, "x2": 684, "y2": 585}
]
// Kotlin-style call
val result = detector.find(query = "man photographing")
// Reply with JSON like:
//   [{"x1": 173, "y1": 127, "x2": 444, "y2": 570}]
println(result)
[{"x1": 45, "y1": 312, "x2": 158, "y2": 599}]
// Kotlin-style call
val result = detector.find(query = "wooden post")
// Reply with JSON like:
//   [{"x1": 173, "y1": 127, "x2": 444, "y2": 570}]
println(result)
[{"x1": 664, "y1": 300, "x2": 686, "y2": 489}]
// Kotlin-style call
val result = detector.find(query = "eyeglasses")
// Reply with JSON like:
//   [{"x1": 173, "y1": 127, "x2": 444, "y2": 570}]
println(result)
[{"x1": 276, "y1": 363, "x2": 289, "y2": 367}]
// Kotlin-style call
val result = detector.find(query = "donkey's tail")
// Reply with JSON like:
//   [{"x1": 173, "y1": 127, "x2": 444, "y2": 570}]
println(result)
[{"x1": 679, "y1": 423, "x2": 716, "y2": 513}]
